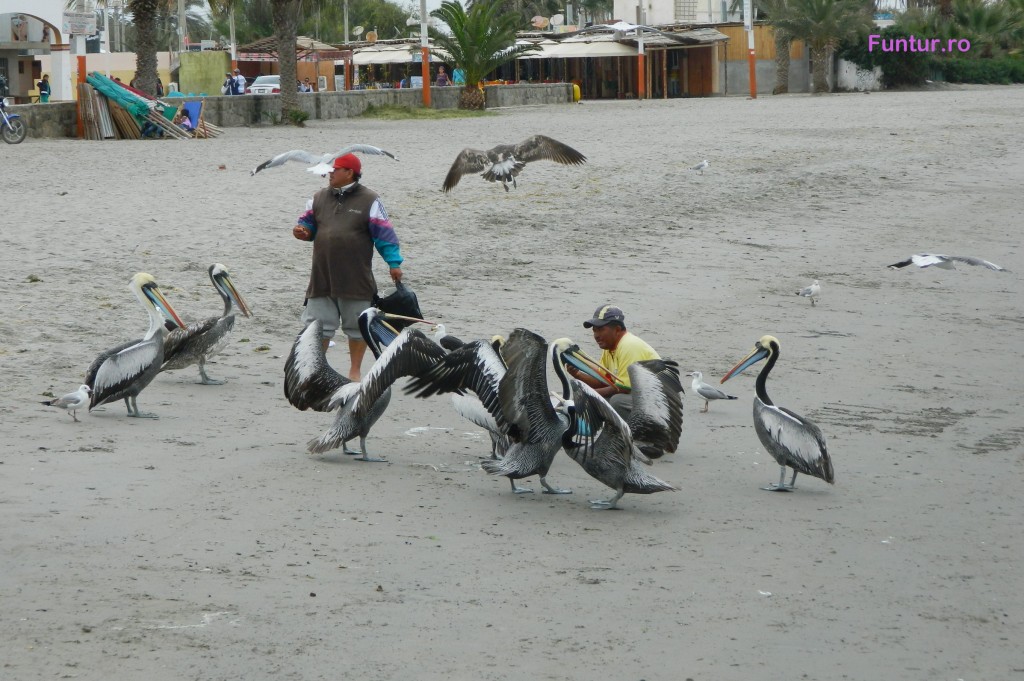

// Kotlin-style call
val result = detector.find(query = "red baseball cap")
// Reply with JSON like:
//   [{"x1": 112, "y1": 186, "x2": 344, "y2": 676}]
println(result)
[{"x1": 332, "y1": 153, "x2": 361, "y2": 173}]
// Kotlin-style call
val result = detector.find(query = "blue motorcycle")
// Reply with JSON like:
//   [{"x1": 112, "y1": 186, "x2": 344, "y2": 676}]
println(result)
[{"x1": 0, "y1": 76, "x2": 28, "y2": 144}]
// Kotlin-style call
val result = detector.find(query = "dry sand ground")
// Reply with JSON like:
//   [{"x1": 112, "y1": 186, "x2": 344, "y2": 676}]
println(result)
[{"x1": 2, "y1": 85, "x2": 1023, "y2": 681}]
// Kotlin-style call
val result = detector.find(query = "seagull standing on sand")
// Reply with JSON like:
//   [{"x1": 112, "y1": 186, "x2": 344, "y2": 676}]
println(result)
[
  {"x1": 796, "y1": 280, "x2": 821, "y2": 305},
  {"x1": 887, "y1": 254, "x2": 1008, "y2": 272},
  {"x1": 442, "y1": 135, "x2": 587, "y2": 192},
  {"x1": 42, "y1": 385, "x2": 91, "y2": 422},
  {"x1": 690, "y1": 159, "x2": 709, "y2": 175},
  {"x1": 686, "y1": 371, "x2": 737, "y2": 413},
  {"x1": 250, "y1": 144, "x2": 398, "y2": 176}
]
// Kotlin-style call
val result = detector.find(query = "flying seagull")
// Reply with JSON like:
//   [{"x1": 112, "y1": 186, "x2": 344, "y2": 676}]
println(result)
[
  {"x1": 888, "y1": 254, "x2": 1008, "y2": 272},
  {"x1": 250, "y1": 144, "x2": 398, "y2": 176},
  {"x1": 796, "y1": 280, "x2": 821, "y2": 305},
  {"x1": 42, "y1": 384, "x2": 92, "y2": 422},
  {"x1": 690, "y1": 159, "x2": 709, "y2": 175},
  {"x1": 442, "y1": 135, "x2": 587, "y2": 192}
]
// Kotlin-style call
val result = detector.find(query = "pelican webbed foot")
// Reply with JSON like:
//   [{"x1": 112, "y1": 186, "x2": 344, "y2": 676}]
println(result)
[
  {"x1": 509, "y1": 478, "x2": 533, "y2": 494},
  {"x1": 125, "y1": 397, "x2": 159, "y2": 419},
  {"x1": 540, "y1": 476, "x2": 572, "y2": 495},
  {"x1": 589, "y1": 490, "x2": 624, "y2": 509},
  {"x1": 198, "y1": 365, "x2": 226, "y2": 385},
  {"x1": 351, "y1": 437, "x2": 387, "y2": 463},
  {"x1": 761, "y1": 467, "x2": 797, "y2": 492}
]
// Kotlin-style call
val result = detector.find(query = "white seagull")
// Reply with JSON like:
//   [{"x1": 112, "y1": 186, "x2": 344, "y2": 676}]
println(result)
[
  {"x1": 686, "y1": 371, "x2": 737, "y2": 413},
  {"x1": 690, "y1": 159, "x2": 709, "y2": 175},
  {"x1": 888, "y1": 254, "x2": 1008, "y2": 272},
  {"x1": 796, "y1": 279, "x2": 821, "y2": 305},
  {"x1": 250, "y1": 144, "x2": 398, "y2": 176},
  {"x1": 42, "y1": 385, "x2": 92, "y2": 422}
]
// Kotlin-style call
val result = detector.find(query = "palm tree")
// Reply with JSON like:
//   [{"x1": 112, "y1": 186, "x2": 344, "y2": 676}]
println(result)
[
  {"x1": 772, "y1": 0, "x2": 871, "y2": 93},
  {"x1": 431, "y1": 0, "x2": 537, "y2": 109},
  {"x1": 128, "y1": 0, "x2": 160, "y2": 95},
  {"x1": 271, "y1": 0, "x2": 301, "y2": 121}
]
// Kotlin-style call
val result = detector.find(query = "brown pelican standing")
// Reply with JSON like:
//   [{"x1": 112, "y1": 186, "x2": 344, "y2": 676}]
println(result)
[
  {"x1": 161, "y1": 264, "x2": 252, "y2": 384},
  {"x1": 687, "y1": 371, "x2": 738, "y2": 413},
  {"x1": 42, "y1": 385, "x2": 91, "y2": 422},
  {"x1": 86, "y1": 273, "x2": 186, "y2": 418},
  {"x1": 288, "y1": 309, "x2": 444, "y2": 461},
  {"x1": 442, "y1": 135, "x2": 587, "y2": 192},
  {"x1": 720, "y1": 335, "x2": 833, "y2": 492},
  {"x1": 559, "y1": 371, "x2": 678, "y2": 509}
]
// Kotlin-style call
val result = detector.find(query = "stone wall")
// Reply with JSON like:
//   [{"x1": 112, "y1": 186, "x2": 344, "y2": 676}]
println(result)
[{"x1": 8, "y1": 84, "x2": 571, "y2": 138}]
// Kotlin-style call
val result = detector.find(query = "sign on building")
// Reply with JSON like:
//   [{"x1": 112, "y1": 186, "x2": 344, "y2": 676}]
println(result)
[{"x1": 63, "y1": 11, "x2": 97, "y2": 36}]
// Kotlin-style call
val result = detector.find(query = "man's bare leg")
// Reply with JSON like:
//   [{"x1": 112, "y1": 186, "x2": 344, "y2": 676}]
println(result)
[{"x1": 348, "y1": 338, "x2": 367, "y2": 381}]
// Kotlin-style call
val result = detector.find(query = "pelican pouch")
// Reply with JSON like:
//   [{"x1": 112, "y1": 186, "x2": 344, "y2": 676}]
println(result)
[{"x1": 372, "y1": 281, "x2": 424, "y2": 330}]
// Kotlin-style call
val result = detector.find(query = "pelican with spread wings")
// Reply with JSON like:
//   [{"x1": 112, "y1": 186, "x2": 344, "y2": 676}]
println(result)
[
  {"x1": 442, "y1": 135, "x2": 587, "y2": 192},
  {"x1": 251, "y1": 144, "x2": 398, "y2": 176}
]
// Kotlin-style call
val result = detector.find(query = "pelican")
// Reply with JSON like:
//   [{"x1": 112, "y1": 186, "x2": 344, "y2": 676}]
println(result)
[
  {"x1": 559, "y1": 372, "x2": 678, "y2": 509},
  {"x1": 559, "y1": 350, "x2": 685, "y2": 460},
  {"x1": 250, "y1": 144, "x2": 398, "y2": 176},
  {"x1": 887, "y1": 254, "x2": 1008, "y2": 272},
  {"x1": 687, "y1": 371, "x2": 737, "y2": 413},
  {"x1": 442, "y1": 135, "x2": 587, "y2": 192},
  {"x1": 720, "y1": 335, "x2": 833, "y2": 492},
  {"x1": 690, "y1": 159, "x2": 709, "y2": 175},
  {"x1": 161, "y1": 264, "x2": 252, "y2": 384},
  {"x1": 795, "y1": 280, "x2": 820, "y2": 305},
  {"x1": 42, "y1": 385, "x2": 91, "y2": 422},
  {"x1": 86, "y1": 273, "x2": 186, "y2": 418},
  {"x1": 296, "y1": 309, "x2": 445, "y2": 461},
  {"x1": 404, "y1": 336, "x2": 511, "y2": 459}
]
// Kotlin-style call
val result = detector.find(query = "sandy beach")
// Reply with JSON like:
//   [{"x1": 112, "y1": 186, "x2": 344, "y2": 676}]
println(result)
[{"x1": 2, "y1": 85, "x2": 1023, "y2": 681}]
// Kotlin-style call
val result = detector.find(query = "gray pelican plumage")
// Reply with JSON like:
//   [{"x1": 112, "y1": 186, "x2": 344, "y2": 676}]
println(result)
[
  {"x1": 559, "y1": 350, "x2": 685, "y2": 460},
  {"x1": 86, "y1": 273, "x2": 186, "y2": 418},
  {"x1": 161, "y1": 264, "x2": 252, "y2": 385},
  {"x1": 721, "y1": 335, "x2": 833, "y2": 492},
  {"x1": 250, "y1": 144, "x2": 398, "y2": 176},
  {"x1": 298, "y1": 309, "x2": 446, "y2": 461},
  {"x1": 795, "y1": 280, "x2": 820, "y2": 305},
  {"x1": 442, "y1": 135, "x2": 587, "y2": 192},
  {"x1": 404, "y1": 335, "x2": 511, "y2": 460},
  {"x1": 42, "y1": 384, "x2": 91, "y2": 422},
  {"x1": 687, "y1": 371, "x2": 738, "y2": 413},
  {"x1": 558, "y1": 368, "x2": 678, "y2": 509},
  {"x1": 887, "y1": 254, "x2": 1008, "y2": 272}
]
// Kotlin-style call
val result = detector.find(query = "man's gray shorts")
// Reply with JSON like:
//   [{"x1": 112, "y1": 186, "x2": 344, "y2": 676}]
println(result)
[{"x1": 301, "y1": 297, "x2": 372, "y2": 340}]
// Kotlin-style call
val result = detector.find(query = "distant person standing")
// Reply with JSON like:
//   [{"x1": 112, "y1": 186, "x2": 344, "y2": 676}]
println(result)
[
  {"x1": 233, "y1": 69, "x2": 246, "y2": 95},
  {"x1": 435, "y1": 65, "x2": 451, "y2": 86},
  {"x1": 223, "y1": 72, "x2": 234, "y2": 95},
  {"x1": 38, "y1": 74, "x2": 51, "y2": 103}
]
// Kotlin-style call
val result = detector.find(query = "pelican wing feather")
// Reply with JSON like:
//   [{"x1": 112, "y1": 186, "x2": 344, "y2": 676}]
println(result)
[
  {"x1": 512, "y1": 135, "x2": 588, "y2": 166},
  {"x1": 498, "y1": 328, "x2": 562, "y2": 444},
  {"x1": 754, "y1": 401, "x2": 833, "y2": 483},
  {"x1": 351, "y1": 328, "x2": 447, "y2": 419},
  {"x1": 284, "y1": 320, "x2": 349, "y2": 412},
  {"x1": 90, "y1": 339, "x2": 161, "y2": 406},
  {"x1": 442, "y1": 148, "x2": 492, "y2": 192},
  {"x1": 627, "y1": 359, "x2": 684, "y2": 455}
]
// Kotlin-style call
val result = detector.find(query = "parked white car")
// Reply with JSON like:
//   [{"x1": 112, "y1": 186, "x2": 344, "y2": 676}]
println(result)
[{"x1": 247, "y1": 75, "x2": 280, "y2": 95}]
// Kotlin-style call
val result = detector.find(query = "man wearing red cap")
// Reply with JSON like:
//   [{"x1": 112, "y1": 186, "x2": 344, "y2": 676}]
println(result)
[{"x1": 293, "y1": 152, "x2": 404, "y2": 380}]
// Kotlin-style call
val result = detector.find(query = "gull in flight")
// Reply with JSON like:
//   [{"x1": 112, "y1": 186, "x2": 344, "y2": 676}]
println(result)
[
  {"x1": 251, "y1": 144, "x2": 398, "y2": 176},
  {"x1": 796, "y1": 279, "x2": 821, "y2": 305},
  {"x1": 888, "y1": 254, "x2": 1008, "y2": 272},
  {"x1": 690, "y1": 159, "x2": 709, "y2": 175},
  {"x1": 686, "y1": 372, "x2": 737, "y2": 413},
  {"x1": 442, "y1": 135, "x2": 587, "y2": 192},
  {"x1": 42, "y1": 384, "x2": 91, "y2": 422}
]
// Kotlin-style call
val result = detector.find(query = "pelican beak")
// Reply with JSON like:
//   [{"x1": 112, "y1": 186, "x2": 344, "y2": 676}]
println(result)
[
  {"x1": 560, "y1": 346, "x2": 626, "y2": 389},
  {"x1": 223, "y1": 275, "x2": 252, "y2": 318},
  {"x1": 380, "y1": 312, "x2": 436, "y2": 326},
  {"x1": 721, "y1": 344, "x2": 769, "y2": 384},
  {"x1": 151, "y1": 286, "x2": 186, "y2": 329}
]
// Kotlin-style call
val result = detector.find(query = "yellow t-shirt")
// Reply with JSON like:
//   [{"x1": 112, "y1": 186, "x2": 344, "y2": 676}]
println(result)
[{"x1": 600, "y1": 332, "x2": 660, "y2": 388}]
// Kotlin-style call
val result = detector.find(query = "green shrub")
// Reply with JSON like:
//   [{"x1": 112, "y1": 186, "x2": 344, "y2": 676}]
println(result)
[
  {"x1": 839, "y1": 26, "x2": 932, "y2": 87},
  {"x1": 286, "y1": 109, "x2": 310, "y2": 126},
  {"x1": 934, "y1": 56, "x2": 1024, "y2": 83}
]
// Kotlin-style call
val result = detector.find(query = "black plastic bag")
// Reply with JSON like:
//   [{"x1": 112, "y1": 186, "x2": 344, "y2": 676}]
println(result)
[{"x1": 372, "y1": 281, "x2": 425, "y2": 330}]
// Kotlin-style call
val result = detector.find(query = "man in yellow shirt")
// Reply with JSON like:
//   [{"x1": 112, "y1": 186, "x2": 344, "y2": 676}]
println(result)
[{"x1": 566, "y1": 304, "x2": 660, "y2": 418}]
